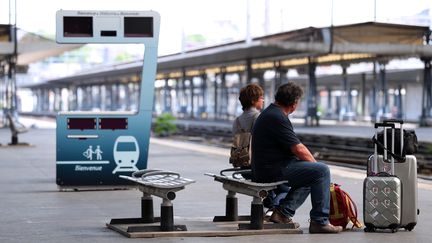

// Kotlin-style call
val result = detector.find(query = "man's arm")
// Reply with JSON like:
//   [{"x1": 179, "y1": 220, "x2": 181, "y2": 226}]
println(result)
[{"x1": 291, "y1": 143, "x2": 316, "y2": 162}]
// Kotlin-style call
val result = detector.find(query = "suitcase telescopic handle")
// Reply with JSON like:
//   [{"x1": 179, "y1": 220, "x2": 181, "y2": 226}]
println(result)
[
  {"x1": 383, "y1": 119, "x2": 404, "y2": 157},
  {"x1": 383, "y1": 119, "x2": 404, "y2": 124},
  {"x1": 373, "y1": 123, "x2": 395, "y2": 175},
  {"x1": 374, "y1": 123, "x2": 395, "y2": 129}
]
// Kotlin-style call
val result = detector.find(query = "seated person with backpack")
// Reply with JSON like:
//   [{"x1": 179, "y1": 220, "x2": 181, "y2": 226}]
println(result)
[
  {"x1": 230, "y1": 83, "x2": 289, "y2": 218},
  {"x1": 230, "y1": 83, "x2": 264, "y2": 171},
  {"x1": 251, "y1": 82, "x2": 343, "y2": 234}
]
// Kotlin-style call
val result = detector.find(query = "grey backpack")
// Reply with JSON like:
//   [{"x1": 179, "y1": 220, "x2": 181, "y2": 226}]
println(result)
[{"x1": 229, "y1": 118, "x2": 253, "y2": 168}]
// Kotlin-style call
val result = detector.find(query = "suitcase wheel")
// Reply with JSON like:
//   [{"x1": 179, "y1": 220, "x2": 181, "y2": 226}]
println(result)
[
  {"x1": 405, "y1": 223, "x2": 416, "y2": 231},
  {"x1": 405, "y1": 226, "x2": 414, "y2": 231},
  {"x1": 364, "y1": 227, "x2": 375, "y2": 233},
  {"x1": 391, "y1": 228, "x2": 398, "y2": 233}
]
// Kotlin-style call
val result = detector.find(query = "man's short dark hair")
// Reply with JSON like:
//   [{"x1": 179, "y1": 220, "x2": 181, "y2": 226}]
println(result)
[
  {"x1": 275, "y1": 82, "x2": 303, "y2": 107},
  {"x1": 239, "y1": 84, "x2": 264, "y2": 110}
]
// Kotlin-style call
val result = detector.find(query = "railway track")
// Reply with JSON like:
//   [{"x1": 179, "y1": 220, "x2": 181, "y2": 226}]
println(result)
[{"x1": 174, "y1": 123, "x2": 432, "y2": 179}]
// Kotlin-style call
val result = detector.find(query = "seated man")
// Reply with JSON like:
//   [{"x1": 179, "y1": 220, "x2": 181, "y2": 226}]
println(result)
[{"x1": 251, "y1": 82, "x2": 342, "y2": 234}]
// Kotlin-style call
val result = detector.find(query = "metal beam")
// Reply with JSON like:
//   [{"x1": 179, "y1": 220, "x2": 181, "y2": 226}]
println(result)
[{"x1": 270, "y1": 42, "x2": 432, "y2": 57}]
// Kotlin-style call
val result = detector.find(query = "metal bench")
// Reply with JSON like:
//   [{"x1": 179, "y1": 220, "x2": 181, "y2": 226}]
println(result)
[
  {"x1": 6, "y1": 112, "x2": 29, "y2": 145},
  {"x1": 206, "y1": 169, "x2": 299, "y2": 231},
  {"x1": 108, "y1": 169, "x2": 195, "y2": 232}
]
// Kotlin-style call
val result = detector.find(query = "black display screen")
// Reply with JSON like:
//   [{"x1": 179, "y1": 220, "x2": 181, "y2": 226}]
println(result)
[
  {"x1": 99, "y1": 118, "x2": 128, "y2": 130},
  {"x1": 124, "y1": 17, "x2": 153, "y2": 37},
  {"x1": 63, "y1": 16, "x2": 93, "y2": 37},
  {"x1": 67, "y1": 118, "x2": 96, "y2": 130}
]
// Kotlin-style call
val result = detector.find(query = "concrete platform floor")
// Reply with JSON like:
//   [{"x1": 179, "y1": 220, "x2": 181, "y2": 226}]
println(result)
[{"x1": 1, "y1": 128, "x2": 432, "y2": 243}]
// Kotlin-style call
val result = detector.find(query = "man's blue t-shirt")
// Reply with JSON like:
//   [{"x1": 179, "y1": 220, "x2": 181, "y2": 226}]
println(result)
[{"x1": 251, "y1": 103, "x2": 301, "y2": 182}]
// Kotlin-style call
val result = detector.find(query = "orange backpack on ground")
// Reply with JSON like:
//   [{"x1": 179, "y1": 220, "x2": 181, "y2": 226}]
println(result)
[{"x1": 330, "y1": 183, "x2": 363, "y2": 229}]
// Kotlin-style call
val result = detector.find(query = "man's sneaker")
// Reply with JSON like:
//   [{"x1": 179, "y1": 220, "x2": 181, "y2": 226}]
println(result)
[
  {"x1": 309, "y1": 221, "x2": 343, "y2": 234},
  {"x1": 269, "y1": 208, "x2": 300, "y2": 228}
]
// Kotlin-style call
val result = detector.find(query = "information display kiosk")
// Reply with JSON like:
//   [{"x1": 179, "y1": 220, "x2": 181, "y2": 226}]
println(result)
[{"x1": 55, "y1": 10, "x2": 160, "y2": 188}]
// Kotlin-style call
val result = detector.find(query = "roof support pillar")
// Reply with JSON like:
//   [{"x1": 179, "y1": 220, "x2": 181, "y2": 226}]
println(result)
[
  {"x1": 420, "y1": 29, "x2": 432, "y2": 126},
  {"x1": 107, "y1": 84, "x2": 114, "y2": 111},
  {"x1": 6, "y1": 55, "x2": 17, "y2": 112},
  {"x1": 220, "y1": 69, "x2": 228, "y2": 120},
  {"x1": 181, "y1": 69, "x2": 194, "y2": 119},
  {"x1": 379, "y1": 62, "x2": 389, "y2": 118},
  {"x1": 420, "y1": 57, "x2": 432, "y2": 126},
  {"x1": 42, "y1": 88, "x2": 49, "y2": 112},
  {"x1": 174, "y1": 77, "x2": 180, "y2": 115},
  {"x1": 213, "y1": 73, "x2": 218, "y2": 119},
  {"x1": 246, "y1": 58, "x2": 252, "y2": 84},
  {"x1": 395, "y1": 84, "x2": 403, "y2": 119},
  {"x1": 68, "y1": 86, "x2": 76, "y2": 111},
  {"x1": 256, "y1": 71, "x2": 265, "y2": 95},
  {"x1": 340, "y1": 64, "x2": 353, "y2": 121},
  {"x1": 274, "y1": 62, "x2": 287, "y2": 90},
  {"x1": 325, "y1": 86, "x2": 332, "y2": 118},
  {"x1": 305, "y1": 59, "x2": 319, "y2": 126},
  {"x1": 163, "y1": 78, "x2": 171, "y2": 113},
  {"x1": 53, "y1": 87, "x2": 61, "y2": 112},
  {"x1": 199, "y1": 73, "x2": 208, "y2": 118},
  {"x1": 189, "y1": 75, "x2": 195, "y2": 119},
  {"x1": 123, "y1": 83, "x2": 130, "y2": 111},
  {"x1": 361, "y1": 73, "x2": 366, "y2": 118}
]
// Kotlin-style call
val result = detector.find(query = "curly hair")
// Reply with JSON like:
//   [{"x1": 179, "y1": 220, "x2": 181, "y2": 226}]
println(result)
[
  {"x1": 239, "y1": 84, "x2": 264, "y2": 111},
  {"x1": 275, "y1": 82, "x2": 303, "y2": 107}
]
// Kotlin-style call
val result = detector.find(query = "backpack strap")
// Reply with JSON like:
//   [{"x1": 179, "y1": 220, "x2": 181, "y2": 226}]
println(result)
[
  {"x1": 236, "y1": 112, "x2": 259, "y2": 133},
  {"x1": 250, "y1": 111, "x2": 260, "y2": 130},
  {"x1": 234, "y1": 117, "x2": 246, "y2": 133},
  {"x1": 342, "y1": 190, "x2": 363, "y2": 228},
  {"x1": 330, "y1": 184, "x2": 344, "y2": 219},
  {"x1": 372, "y1": 136, "x2": 405, "y2": 162}
]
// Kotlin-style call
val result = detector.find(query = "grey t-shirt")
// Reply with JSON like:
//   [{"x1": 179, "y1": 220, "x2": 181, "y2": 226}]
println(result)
[{"x1": 232, "y1": 107, "x2": 260, "y2": 134}]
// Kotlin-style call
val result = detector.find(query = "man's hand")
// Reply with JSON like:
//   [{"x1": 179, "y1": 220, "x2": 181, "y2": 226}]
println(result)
[{"x1": 291, "y1": 143, "x2": 316, "y2": 162}]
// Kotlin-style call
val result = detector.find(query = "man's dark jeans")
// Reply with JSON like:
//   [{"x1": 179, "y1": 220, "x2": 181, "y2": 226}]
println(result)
[{"x1": 278, "y1": 161, "x2": 331, "y2": 225}]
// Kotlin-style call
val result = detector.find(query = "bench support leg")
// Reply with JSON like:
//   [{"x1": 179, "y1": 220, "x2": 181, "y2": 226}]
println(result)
[
  {"x1": 250, "y1": 197, "x2": 264, "y2": 230},
  {"x1": 141, "y1": 193, "x2": 154, "y2": 223},
  {"x1": 238, "y1": 197, "x2": 264, "y2": 230},
  {"x1": 225, "y1": 191, "x2": 238, "y2": 221},
  {"x1": 213, "y1": 191, "x2": 251, "y2": 222},
  {"x1": 11, "y1": 134, "x2": 18, "y2": 145},
  {"x1": 161, "y1": 199, "x2": 174, "y2": 231}
]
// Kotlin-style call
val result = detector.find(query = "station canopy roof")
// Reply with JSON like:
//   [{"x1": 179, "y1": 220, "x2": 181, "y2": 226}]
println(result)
[
  {"x1": 158, "y1": 22, "x2": 431, "y2": 70},
  {"x1": 0, "y1": 24, "x2": 83, "y2": 65},
  {"x1": 24, "y1": 21, "x2": 432, "y2": 88}
]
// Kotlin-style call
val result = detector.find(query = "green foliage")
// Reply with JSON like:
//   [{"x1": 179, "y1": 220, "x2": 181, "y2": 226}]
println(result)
[
  {"x1": 115, "y1": 52, "x2": 132, "y2": 62},
  {"x1": 426, "y1": 143, "x2": 432, "y2": 154},
  {"x1": 186, "y1": 34, "x2": 206, "y2": 42},
  {"x1": 154, "y1": 113, "x2": 177, "y2": 137}
]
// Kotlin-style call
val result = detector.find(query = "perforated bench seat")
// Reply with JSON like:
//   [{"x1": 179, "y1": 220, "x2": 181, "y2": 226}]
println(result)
[
  {"x1": 206, "y1": 169, "x2": 299, "y2": 231},
  {"x1": 206, "y1": 173, "x2": 287, "y2": 198},
  {"x1": 110, "y1": 169, "x2": 195, "y2": 232},
  {"x1": 120, "y1": 173, "x2": 194, "y2": 189}
]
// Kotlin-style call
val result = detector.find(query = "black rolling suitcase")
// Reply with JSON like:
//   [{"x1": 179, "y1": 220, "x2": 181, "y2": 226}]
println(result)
[{"x1": 364, "y1": 122, "x2": 402, "y2": 233}]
